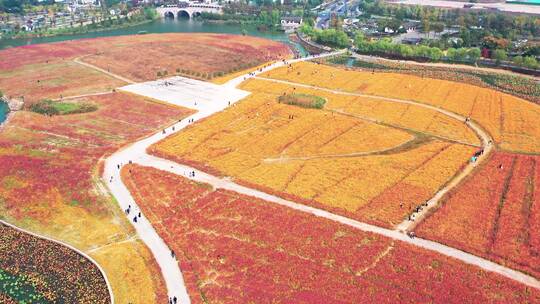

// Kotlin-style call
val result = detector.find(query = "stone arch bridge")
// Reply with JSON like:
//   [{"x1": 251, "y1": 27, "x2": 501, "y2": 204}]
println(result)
[{"x1": 157, "y1": 4, "x2": 222, "y2": 19}]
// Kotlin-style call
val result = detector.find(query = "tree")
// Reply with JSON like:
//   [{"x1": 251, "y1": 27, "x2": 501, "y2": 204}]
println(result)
[
  {"x1": 397, "y1": 44, "x2": 414, "y2": 58},
  {"x1": 432, "y1": 22, "x2": 445, "y2": 37},
  {"x1": 513, "y1": 55, "x2": 524, "y2": 66},
  {"x1": 492, "y1": 49, "x2": 508, "y2": 65},
  {"x1": 428, "y1": 47, "x2": 443, "y2": 61},
  {"x1": 523, "y1": 56, "x2": 538, "y2": 69},
  {"x1": 468, "y1": 48, "x2": 481, "y2": 62},
  {"x1": 455, "y1": 48, "x2": 469, "y2": 61},
  {"x1": 446, "y1": 48, "x2": 458, "y2": 61}
]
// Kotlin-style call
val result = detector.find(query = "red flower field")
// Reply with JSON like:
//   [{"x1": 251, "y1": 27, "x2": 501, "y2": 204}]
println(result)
[
  {"x1": 416, "y1": 152, "x2": 540, "y2": 279},
  {"x1": 122, "y1": 164, "x2": 540, "y2": 303},
  {"x1": 0, "y1": 33, "x2": 291, "y2": 105},
  {"x1": 0, "y1": 92, "x2": 192, "y2": 303}
]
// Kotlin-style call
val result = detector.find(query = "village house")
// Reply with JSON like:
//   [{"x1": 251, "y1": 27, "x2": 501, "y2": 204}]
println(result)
[{"x1": 281, "y1": 16, "x2": 302, "y2": 33}]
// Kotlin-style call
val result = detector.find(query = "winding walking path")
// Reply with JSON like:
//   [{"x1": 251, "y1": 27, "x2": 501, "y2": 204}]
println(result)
[
  {"x1": 252, "y1": 76, "x2": 494, "y2": 232},
  {"x1": 102, "y1": 50, "x2": 540, "y2": 304}
]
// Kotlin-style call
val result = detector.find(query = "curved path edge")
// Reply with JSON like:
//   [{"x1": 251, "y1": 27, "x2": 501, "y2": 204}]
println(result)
[
  {"x1": 102, "y1": 52, "x2": 344, "y2": 304},
  {"x1": 0, "y1": 219, "x2": 115, "y2": 303},
  {"x1": 132, "y1": 154, "x2": 540, "y2": 291},
  {"x1": 252, "y1": 76, "x2": 494, "y2": 232},
  {"x1": 104, "y1": 50, "x2": 540, "y2": 304}
]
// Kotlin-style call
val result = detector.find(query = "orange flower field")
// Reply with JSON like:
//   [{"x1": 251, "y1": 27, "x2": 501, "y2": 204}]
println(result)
[
  {"x1": 121, "y1": 164, "x2": 540, "y2": 303},
  {"x1": 261, "y1": 62, "x2": 540, "y2": 153},
  {"x1": 151, "y1": 79, "x2": 475, "y2": 227},
  {"x1": 416, "y1": 152, "x2": 540, "y2": 278}
]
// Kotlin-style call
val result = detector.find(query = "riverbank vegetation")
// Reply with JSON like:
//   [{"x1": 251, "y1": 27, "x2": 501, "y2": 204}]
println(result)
[
  {"x1": 299, "y1": 24, "x2": 350, "y2": 48},
  {"x1": 328, "y1": 55, "x2": 540, "y2": 104},
  {"x1": 1, "y1": 7, "x2": 158, "y2": 40},
  {"x1": 352, "y1": 33, "x2": 539, "y2": 70}
]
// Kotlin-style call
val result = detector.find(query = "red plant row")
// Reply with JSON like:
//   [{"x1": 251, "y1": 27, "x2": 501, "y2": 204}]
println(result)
[
  {"x1": 416, "y1": 152, "x2": 540, "y2": 278},
  {"x1": 122, "y1": 164, "x2": 540, "y2": 303}
]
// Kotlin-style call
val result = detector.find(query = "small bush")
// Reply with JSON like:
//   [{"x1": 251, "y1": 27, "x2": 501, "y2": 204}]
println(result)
[
  {"x1": 278, "y1": 94, "x2": 326, "y2": 109},
  {"x1": 30, "y1": 99, "x2": 98, "y2": 116}
]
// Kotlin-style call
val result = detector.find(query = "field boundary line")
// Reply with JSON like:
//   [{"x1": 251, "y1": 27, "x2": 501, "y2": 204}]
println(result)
[
  {"x1": 52, "y1": 91, "x2": 114, "y2": 101},
  {"x1": 103, "y1": 50, "x2": 540, "y2": 301},
  {"x1": 73, "y1": 56, "x2": 135, "y2": 84},
  {"x1": 252, "y1": 76, "x2": 494, "y2": 232},
  {"x1": 137, "y1": 152, "x2": 540, "y2": 291}
]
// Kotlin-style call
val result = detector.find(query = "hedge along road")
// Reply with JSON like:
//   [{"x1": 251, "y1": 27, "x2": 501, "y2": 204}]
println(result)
[{"x1": 102, "y1": 50, "x2": 540, "y2": 304}]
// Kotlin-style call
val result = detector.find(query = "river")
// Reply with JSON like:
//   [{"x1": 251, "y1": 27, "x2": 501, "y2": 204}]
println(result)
[
  {"x1": 0, "y1": 101, "x2": 7, "y2": 125},
  {"x1": 0, "y1": 18, "x2": 307, "y2": 55}
]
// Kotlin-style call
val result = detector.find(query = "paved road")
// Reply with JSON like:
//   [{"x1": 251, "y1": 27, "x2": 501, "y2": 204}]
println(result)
[
  {"x1": 252, "y1": 76, "x2": 494, "y2": 232},
  {"x1": 103, "y1": 50, "x2": 540, "y2": 303},
  {"x1": 103, "y1": 51, "x2": 344, "y2": 303}
]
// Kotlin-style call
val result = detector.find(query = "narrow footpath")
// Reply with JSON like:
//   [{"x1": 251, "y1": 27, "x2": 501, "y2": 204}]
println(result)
[
  {"x1": 252, "y1": 76, "x2": 494, "y2": 232},
  {"x1": 103, "y1": 52, "x2": 344, "y2": 303},
  {"x1": 102, "y1": 50, "x2": 540, "y2": 304}
]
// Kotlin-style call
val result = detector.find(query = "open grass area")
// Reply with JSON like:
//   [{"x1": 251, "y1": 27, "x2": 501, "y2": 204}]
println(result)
[
  {"x1": 416, "y1": 152, "x2": 540, "y2": 279},
  {"x1": 150, "y1": 81, "x2": 475, "y2": 227},
  {"x1": 0, "y1": 92, "x2": 193, "y2": 303},
  {"x1": 121, "y1": 164, "x2": 540, "y2": 303},
  {"x1": 262, "y1": 61, "x2": 540, "y2": 154}
]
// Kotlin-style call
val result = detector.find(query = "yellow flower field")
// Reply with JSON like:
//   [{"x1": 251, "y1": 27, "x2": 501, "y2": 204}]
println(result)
[
  {"x1": 261, "y1": 62, "x2": 540, "y2": 153},
  {"x1": 240, "y1": 79, "x2": 480, "y2": 146},
  {"x1": 151, "y1": 80, "x2": 475, "y2": 226}
]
